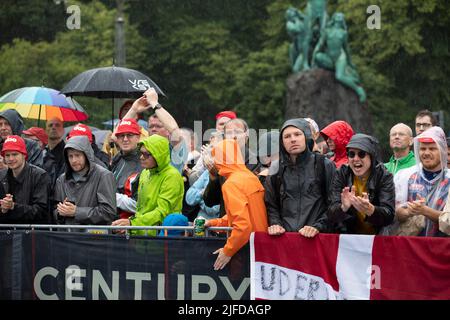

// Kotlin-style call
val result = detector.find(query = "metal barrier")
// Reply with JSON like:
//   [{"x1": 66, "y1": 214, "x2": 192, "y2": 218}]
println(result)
[{"x1": 0, "y1": 224, "x2": 232, "y2": 238}]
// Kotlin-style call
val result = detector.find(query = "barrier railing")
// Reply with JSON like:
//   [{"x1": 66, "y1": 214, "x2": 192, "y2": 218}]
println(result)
[{"x1": 0, "y1": 224, "x2": 232, "y2": 237}]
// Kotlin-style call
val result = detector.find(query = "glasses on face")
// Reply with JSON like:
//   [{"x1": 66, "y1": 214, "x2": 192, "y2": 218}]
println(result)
[
  {"x1": 117, "y1": 133, "x2": 136, "y2": 140},
  {"x1": 347, "y1": 150, "x2": 367, "y2": 159},
  {"x1": 139, "y1": 150, "x2": 152, "y2": 159},
  {"x1": 416, "y1": 123, "x2": 432, "y2": 129}
]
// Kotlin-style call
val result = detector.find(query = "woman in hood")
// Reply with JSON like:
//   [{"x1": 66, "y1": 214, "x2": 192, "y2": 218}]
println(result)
[
  {"x1": 320, "y1": 120, "x2": 354, "y2": 168},
  {"x1": 205, "y1": 139, "x2": 268, "y2": 270}
]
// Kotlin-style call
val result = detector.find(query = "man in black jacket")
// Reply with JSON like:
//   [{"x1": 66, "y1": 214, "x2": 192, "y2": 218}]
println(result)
[
  {"x1": 0, "y1": 135, "x2": 50, "y2": 224},
  {"x1": 265, "y1": 118, "x2": 336, "y2": 237},
  {"x1": 42, "y1": 117, "x2": 66, "y2": 189},
  {"x1": 328, "y1": 133, "x2": 395, "y2": 234},
  {"x1": 0, "y1": 135, "x2": 50, "y2": 299}
]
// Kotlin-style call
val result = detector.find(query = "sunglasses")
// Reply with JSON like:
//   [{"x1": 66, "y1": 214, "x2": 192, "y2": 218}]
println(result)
[
  {"x1": 117, "y1": 133, "x2": 136, "y2": 140},
  {"x1": 139, "y1": 150, "x2": 152, "y2": 159},
  {"x1": 347, "y1": 150, "x2": 367, "y2": 159}
]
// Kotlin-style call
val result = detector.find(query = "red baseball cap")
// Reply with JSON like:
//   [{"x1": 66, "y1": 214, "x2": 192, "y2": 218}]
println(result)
[
  {"x1": 1, "y1": 135, "x2": 28, "y2": 159},
  {"x1": 418, "y1": 137, "x2": 435, "y2": 143},
  {"x1": 116, "y1": 118, "x2": 141, "y2": 136},
  {"x1": 67, "y1": 124, "x2": 93, "y2": 143},
  {"x1": 215, "y1": 111, "x2": 237, "y2": 120},
  {"x1": 22, "y1": 127, "x2": 48, "y2": 145}
]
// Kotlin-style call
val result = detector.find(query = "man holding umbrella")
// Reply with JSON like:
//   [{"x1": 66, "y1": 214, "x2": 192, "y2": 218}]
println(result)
[{"x1": 0, "y1": 110, "x2": 43, "y2": 168}]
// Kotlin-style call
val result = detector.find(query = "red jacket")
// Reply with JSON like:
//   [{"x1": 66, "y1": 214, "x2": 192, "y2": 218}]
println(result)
[{"x1": 320, "y1": 121, "x2": 354, "y2": 168}]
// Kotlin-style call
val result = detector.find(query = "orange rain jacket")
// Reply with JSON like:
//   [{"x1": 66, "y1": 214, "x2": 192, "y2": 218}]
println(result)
[{"x1": 208, "y1": 139, "x2": 268, "y2": 257}]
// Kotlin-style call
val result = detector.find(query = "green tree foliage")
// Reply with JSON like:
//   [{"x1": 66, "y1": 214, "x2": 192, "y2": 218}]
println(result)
[
  {"x1": 0, "y1": 0, "x2": 67, "y2": 45},
  {"x1": 0, "y1": 0, "x2": 147, "y2": 128},
  {"x1": 127, "y1": 0, "x2": 275, "y2": 131}
]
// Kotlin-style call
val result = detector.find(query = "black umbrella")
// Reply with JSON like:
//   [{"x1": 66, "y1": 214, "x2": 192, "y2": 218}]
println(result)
[{"x1": 61, "y1": 66, "x2": 165, "y2": 124}]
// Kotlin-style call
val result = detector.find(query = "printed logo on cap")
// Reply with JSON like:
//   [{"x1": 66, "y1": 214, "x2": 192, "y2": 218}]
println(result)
[
  {"x1": 5, "y1": 137, "x2": 17, "y2": 143},
  {"x1": 73, "y1": 125, "x2": 87, "y2": 132},
  {"x1": 120, "y1": 120, "x2": 132, "y2": 126}
]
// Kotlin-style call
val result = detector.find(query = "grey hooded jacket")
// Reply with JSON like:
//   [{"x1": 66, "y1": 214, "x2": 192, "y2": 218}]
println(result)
[
  {"x1": 0, "y1": 109, "x2": 43, "y2": 167},
  {"x1": 53, "y1": 135, "x2": 117, "y2": 225},
  {"x1": 265, "y1": 119, "x2": 336, "y2": 232}
]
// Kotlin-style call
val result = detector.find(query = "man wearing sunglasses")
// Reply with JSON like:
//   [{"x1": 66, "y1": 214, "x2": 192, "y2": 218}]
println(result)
[
  {"x1": 111, "y1": 135, "x2": 184, "y2": 236},
  {"x1": 328, "y1": 133, "x2": 395, "y2": 234}
]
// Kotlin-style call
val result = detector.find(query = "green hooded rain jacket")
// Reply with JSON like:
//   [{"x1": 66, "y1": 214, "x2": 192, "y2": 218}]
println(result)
[{"x1": 130, "y1": 135, "x2": 184, "y2": 236}]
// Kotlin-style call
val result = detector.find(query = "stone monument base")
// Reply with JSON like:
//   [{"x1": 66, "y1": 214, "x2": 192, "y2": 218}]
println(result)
[{"x1": 285, "y1": 69, "x2": 372, "y2": 134}]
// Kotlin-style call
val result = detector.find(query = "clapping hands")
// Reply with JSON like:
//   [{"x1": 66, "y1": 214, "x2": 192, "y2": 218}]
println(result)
[{"x1": 341, "y1": 186, "x2": 375, "y2": 216}]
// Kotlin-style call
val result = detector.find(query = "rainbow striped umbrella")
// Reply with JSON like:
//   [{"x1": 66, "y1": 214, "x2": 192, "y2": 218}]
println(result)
[{"x1": 0, "y1": 86, "x2": 88, "y2": 125}]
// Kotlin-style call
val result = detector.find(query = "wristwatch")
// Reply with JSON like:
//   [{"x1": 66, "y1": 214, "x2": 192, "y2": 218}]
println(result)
[{"x1": 153, "y1": 103, "x2": 162, "y2": 110}]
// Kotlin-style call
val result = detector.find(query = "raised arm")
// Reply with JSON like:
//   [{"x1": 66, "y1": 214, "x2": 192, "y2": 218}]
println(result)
[{"x1": 120, "y1": 88, "x2": 179, "y2": 135}]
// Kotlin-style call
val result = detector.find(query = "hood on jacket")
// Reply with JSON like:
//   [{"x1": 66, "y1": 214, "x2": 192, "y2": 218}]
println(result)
[
  {"x1": 279, "y1": 118, "x2": 312, "y2": 165},
  {"x1": 212, "y1": 139, "x2": 248, "y2": 178},
  {"x1": 138, "y1": 135, "x2": 171, "y2": 171},
  {"x1": 258, "y1": 130, "x2": 280, "y2": 164},
  {"x1": 414, "y1": 126, "x2": 448, "y2": 176},
  {"x1": 346, "y1": 133, "x2": 380, "y2": 166},
  {"x1": 320, "y1": 120, "x2": 354, "y2": 160},
  {"x1": 64, "y1": 135, "x2": 96, "y2": 174},
  {"x1": 0, "y1": 109, "x2": 25, "y2": 137}
]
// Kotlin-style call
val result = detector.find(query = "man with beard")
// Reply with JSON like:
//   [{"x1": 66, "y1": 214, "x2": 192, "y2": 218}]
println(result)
[{"x1": 394, "y1": 126, "x2": 450, "y2": 237}]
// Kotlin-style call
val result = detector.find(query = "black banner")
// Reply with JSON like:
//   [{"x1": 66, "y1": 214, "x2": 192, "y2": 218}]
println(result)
[{"x1": 0, "y1": 231, "x2": 250, "y2": 300}]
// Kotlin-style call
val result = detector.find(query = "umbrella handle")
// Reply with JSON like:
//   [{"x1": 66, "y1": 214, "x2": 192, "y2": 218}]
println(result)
[{"x1": 37, "y1": 104, "x2": 42, "y2": 127}]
